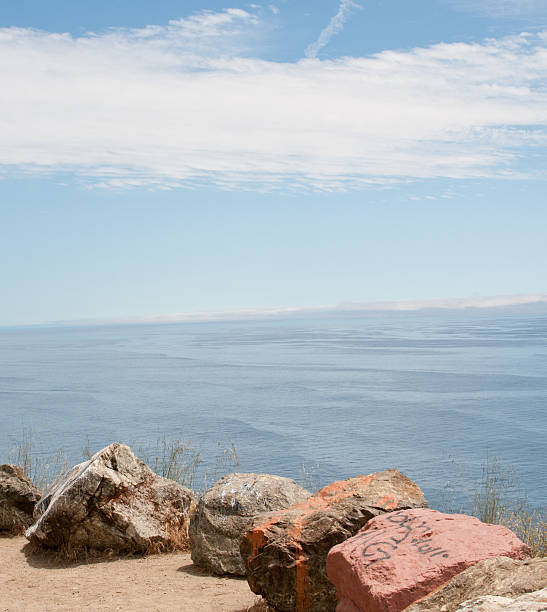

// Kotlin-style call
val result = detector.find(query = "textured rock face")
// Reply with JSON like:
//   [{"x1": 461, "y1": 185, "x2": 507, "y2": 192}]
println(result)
[
  {"x1": 26, "y1": 443, "x2": 195, "y2": 556},
  {"x1": 326, "y1": 509, "x2": 530, "y2": 612},
  {"x1": 406, "y1": 556, "x2": 547, "y2": 612},
  {"x1": 241, "y1": 469, "x2": 427, "y2": 612},
  {"x1": 190, "y1": 473, "x2": 311, "y2": 575},
  {"x1": 0, "y1": 464, "x2": 41, "y2": 534},
  {"x1": 455, "y1": 588, "x2": 547, "y2": 611}
]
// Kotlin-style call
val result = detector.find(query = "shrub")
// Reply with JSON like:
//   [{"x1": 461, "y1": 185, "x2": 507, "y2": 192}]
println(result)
[{"x1": 471, "y1": 456, "x2": 546, "y2": 557}]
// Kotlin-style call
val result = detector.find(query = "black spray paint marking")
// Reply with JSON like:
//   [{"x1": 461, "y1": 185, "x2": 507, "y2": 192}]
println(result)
[{"x1": 351, "y1": 511, "x2": 450, "y2": 568}]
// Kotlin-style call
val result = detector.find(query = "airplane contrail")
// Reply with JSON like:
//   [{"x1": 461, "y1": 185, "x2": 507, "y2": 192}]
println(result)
[{"x1": 305, "y1": 0, "x2": 361, "y2": 59}]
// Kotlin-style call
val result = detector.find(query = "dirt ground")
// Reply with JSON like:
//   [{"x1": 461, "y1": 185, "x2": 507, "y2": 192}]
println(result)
[{"x1": 0, "y1": 536, "x2": 259, "y2": 612}]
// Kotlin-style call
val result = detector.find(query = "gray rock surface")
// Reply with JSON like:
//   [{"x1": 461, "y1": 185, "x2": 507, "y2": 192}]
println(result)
[
  {"x1": 0, "y1": 464, "x2": 40, "y2": 534},
  {"x1": 189, "y1": 472, "x2": 311, "y2": 575},
  {"x1": 455, "y1": 587, "x2": 547, "y2": 611},
  {"x1": 26, "y1": 442, "x2": 195, "y2": 556},
  {"x1": 241, "y1": 469, "x2": 428, "y2": 612},
  {"x1": 406, "y1": 556, "x2": 547, "y2": 612}
]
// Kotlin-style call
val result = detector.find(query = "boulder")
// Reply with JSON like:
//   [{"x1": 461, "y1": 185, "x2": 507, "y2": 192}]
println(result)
[
  {"x1": 326, "y1": 509, "x2": 530, "y2": 612},
  {"x1": 406, "y1": 556, "x2": 547, "y2": 612},
  {"x1": 26, "y1": 442, "x2": 195, "y2": 556},
  {"x1": 0, "y1": 464, "x2": 41, "y2": 534},
  {"x1": 190, "y1": 473, "x2": 311, "y2": 575},
  {"x1": 455, "y1": 588, "x2": 547, "y2": 611},
  {"x1": 240, "y1": 469, "x2": 427, "y2": 612}
]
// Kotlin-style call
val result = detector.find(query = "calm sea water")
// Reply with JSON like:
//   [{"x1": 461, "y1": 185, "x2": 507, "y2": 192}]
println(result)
[{"x1": 1, "y1": 312, "x2": 546, "y2": 509}]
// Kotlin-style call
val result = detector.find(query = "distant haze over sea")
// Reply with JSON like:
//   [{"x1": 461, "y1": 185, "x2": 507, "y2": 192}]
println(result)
[{"x1": 29, "y1": 293, "x2": 547, "y2": 328}]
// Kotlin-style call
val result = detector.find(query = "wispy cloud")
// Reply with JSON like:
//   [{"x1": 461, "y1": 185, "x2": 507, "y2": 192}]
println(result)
[
  {"x1": 305, "y1": 0, "x2": 360, "y2": 59},
  {"x1": 444, "y1": 0, "x2": 547, "y2": 18},
  {"x1": 0, "y1": 9, "x2": 546, "y2": 191}
]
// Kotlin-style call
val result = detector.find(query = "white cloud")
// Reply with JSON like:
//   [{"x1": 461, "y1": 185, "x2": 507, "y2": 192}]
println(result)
[
  {"x1": 0, "y1": 10, "x2": 546, "y2": 191},
  {"x1": 305, "y1": 0, "x2": 360, "y2": 59}
]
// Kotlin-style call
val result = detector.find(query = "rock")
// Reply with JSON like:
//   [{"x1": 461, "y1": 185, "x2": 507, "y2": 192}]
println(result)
[
  {"x1": 241, "y1": 469, "x2": 427, "y2": 612},
  {"x1": 189, "y1": 473, "x2": 311, "y2": 575},
  {"x1": 455, "y1": 595, "x2": 515, "y2": 612},
  {"x1": 326, "y1": 509, "x2": 530, "y2": 612},
  {"x1": 0, "y1": 464, "x2": 41, "y2": 534},
  {"x1": 26, "y1": 443, "x2": 195, "y2": 556},
  {"x1": 455, "y1": 587, "x2": 547, "y2": 611},
  {"x1": 406, "y1": 556, "x2": 547, "y2": 612}
]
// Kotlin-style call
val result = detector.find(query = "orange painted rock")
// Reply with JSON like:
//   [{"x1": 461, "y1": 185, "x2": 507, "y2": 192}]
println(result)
[
  {"x1": 326, "y1": 509, "x2": 530, "y2": 612},
  {"x1": 240, "y1": 469, "x2": 427, "y2": 612}
]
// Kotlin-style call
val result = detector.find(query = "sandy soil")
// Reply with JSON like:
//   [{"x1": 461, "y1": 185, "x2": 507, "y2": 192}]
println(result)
[{"x1": 0, "y1": 536, "x2": 259, "y2": 612}]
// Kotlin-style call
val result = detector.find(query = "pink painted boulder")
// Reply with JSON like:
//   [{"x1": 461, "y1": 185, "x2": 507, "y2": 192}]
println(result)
[{"x1": 326, "y1": 509, "x2": 530, "y2": 612}]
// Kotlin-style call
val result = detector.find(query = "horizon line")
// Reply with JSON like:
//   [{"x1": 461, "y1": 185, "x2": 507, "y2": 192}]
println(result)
[{"x1": 9, "y1": 292, "x2": 547, "y2": 329}]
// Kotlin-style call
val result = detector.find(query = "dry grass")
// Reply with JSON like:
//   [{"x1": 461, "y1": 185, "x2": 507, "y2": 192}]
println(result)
[
  {"x1": 139, "y1": 437, "x2": 240, "y2": 495},
  {"x1": 443, "y1": 456, "x2": 546, "y2": 557},
  {"x1": 148, "y1": 510, "x2": 196, "y2": 555},
  {"x1": 247, "y1": 597, "x2": 276, "y2": 612},
  {"x1": 298, "y1": 462, "x2": 321, "y2": 493},
  {"x1": 471, "y1": 458, "x2": 546, "y2": 557},
  {"x1": 6, "y1": 430, "x2": 240, "y2": 497},
  {"x1": 141, "y1": 436, "x2": 203, "y2": 490},
  {"x1": 6, "y1": 428, "x2": 69, "y2": 494},
  {"x1": 500, "y1": 505, "x2": 546, "y2": 557}
]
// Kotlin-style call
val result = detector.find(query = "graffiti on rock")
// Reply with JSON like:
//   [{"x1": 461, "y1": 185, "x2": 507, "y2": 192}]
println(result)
[{"x1": 352, "y1": 511, "x2": 450, "y2": 568}]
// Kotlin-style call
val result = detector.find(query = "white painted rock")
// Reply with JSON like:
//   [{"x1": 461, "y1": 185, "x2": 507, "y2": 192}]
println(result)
[{"x1": 189, "y1": 473, "x2": 310, "y2": 575}]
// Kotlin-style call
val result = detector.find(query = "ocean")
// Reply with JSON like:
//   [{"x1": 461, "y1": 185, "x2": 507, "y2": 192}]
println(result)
[{"x1": 1, "y1": 311, "x2": 546, "y2": 509}]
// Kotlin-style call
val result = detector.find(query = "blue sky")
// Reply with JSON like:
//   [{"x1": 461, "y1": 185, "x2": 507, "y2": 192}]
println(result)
[{"x1": 1, "y1": 0, "x2": 546, "y2": 325}]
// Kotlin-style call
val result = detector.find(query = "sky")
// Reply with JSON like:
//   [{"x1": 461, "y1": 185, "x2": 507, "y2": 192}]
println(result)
[{"x1": 1, "y1": 0, "x2": 546, "y2": 326}]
